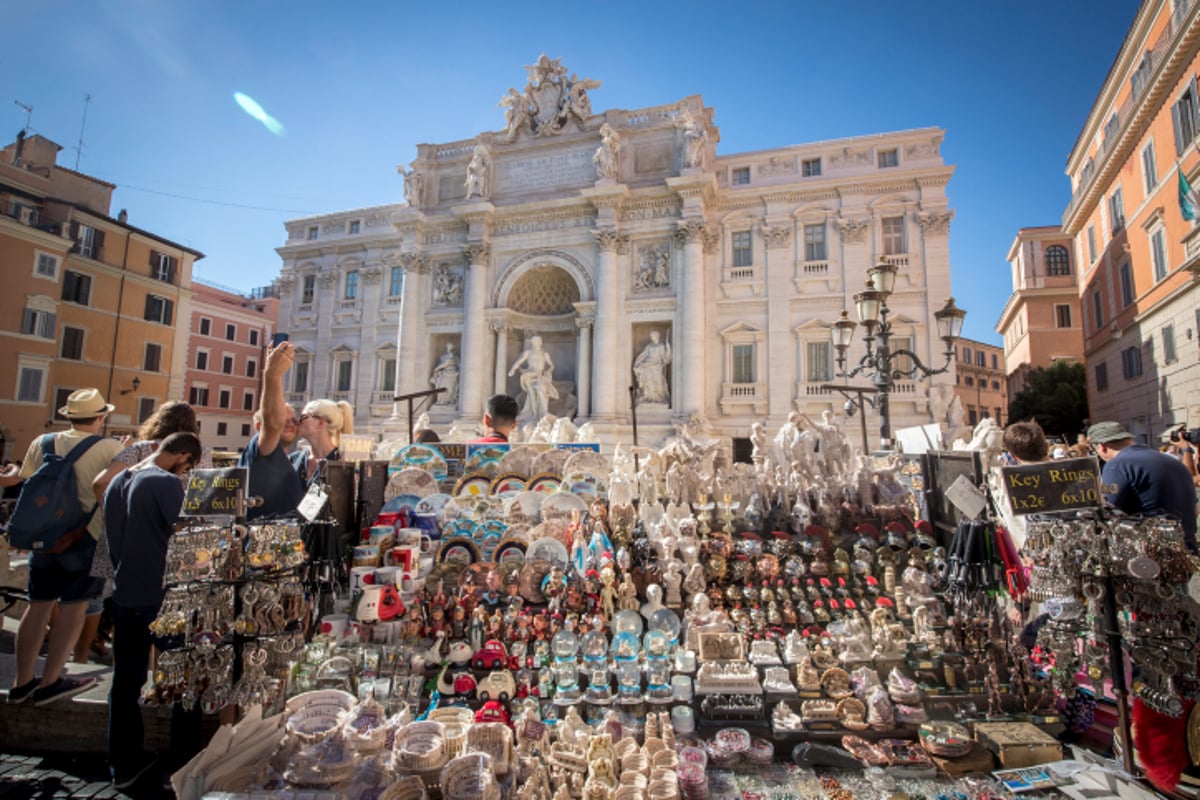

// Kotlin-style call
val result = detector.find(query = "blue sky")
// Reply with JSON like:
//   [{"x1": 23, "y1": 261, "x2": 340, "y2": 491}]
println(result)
[{"x1": 5, "y1": 1, "x2": 1136, "y2": 345}]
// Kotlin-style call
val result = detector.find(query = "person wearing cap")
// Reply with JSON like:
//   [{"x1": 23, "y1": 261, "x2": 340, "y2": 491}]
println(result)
[
  {"x1": 1088, "y1": 421, "x2": 1198, "y2": 550},
  {"x1": 0, "y1": 388, "x2": 124, "y2": 705},
  {"x1": 297, "y1": 398, "x2": 354, "y2": 470}
]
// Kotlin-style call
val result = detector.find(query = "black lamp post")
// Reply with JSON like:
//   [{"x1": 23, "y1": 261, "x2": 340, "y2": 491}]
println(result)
[{"x1": 830, "y1": 258, "x2": 966, "y2": 450}]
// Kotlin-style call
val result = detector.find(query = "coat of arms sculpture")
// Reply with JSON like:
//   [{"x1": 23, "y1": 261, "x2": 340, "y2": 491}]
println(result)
[{"x1": 499, "y1": 54, "x2": 601, "y2": 142}]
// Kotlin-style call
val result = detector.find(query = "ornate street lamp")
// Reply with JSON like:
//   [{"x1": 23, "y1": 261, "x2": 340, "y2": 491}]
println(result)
[{"x1": 830, "y1": 259, "x2": 966, "y2": 450}]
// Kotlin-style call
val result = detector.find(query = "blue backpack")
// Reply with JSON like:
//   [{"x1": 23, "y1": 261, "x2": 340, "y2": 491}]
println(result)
[{"x1": 7, "y1": 434, "x2": 102, "y2": 552}]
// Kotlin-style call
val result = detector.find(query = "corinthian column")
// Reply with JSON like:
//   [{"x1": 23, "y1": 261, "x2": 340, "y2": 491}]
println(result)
[
  {"x1": 574, "y1": 309, "x2": 595, "y2": 419},
  {"x1": 591, "y1": 229, "x2": 627, "y2": 419},
  {"x1": 491, "y1": 318, "x2": 509, "y2": 396},
  {"x1": 675, "y1": 220, "x2": 709, "y2": 416},
  {"x1": 460, "y1": 242, "x2": 491, "y2": 418},
  {"x1": 389, "y1": 251, "x2": 428, "y2": 422}
]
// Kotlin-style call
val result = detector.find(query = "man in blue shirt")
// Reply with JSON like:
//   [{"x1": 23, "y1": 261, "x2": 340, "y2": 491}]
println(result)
[
  {"x1": 239, "y1": 341, "x2": 306, "y2": 519},
  {"x1": 104, "y1": 432, "x2": 200, "y2": 790},
  {"x1": 1088, "y1": 421, "x2": 1198, "y2": 550}
]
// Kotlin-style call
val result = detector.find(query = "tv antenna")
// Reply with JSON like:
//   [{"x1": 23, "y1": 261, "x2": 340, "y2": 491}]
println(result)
[
  {"x1": 72, "y1": 94, "x2": 91, "y2": 170},
  {"x1": 14, "y1": 100, "x2": 33, "y2": 134}
]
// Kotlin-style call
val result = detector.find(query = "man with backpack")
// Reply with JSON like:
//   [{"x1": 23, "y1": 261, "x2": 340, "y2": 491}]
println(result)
[{"x1": 0, "y1": 388, "x2": 123, "y2": 705}]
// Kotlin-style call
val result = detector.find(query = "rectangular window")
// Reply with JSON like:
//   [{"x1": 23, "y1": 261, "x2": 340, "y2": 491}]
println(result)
[
  {"x1": 77, "y1": 225, "x2": 99, "y2": 259},
  {"x1": 1055, "y1": 304, "x2": 1072, "y2": 328},
  {"x1": 189, "y1": 386, "x2": 209, "y2": 406},
  {"x1": 144, "y1": 294, "x2": 174, "y2": 325},
  {"x1": 976, "y1": 351, "x2": 986, "y2": 367},
  {"x1": 344, "y1": 270, "x2": 359, "y2": 300},
  {"x1": 301, "y1": 275, "x2": 315, "y2": 305},
  {"x1": 381, "y1": 358, "x2": 397, "y2": 393},
  {"x1": 731, "y1": 167, "x2": 751, "y2": 186},
  {"x1": 806, "y1": 341, "x2": 832, "y2": 382},
  {"x1": 732, "y1": 344, "x2": 755, "y2": 383},
  {"x1": 804, "y1": 223, "x2": 826, "y2": 261},
  {"x1": 241, "y1": 423, "x2": 252, "y2": 437},
  {"x1": 216, "y1": 422, "x2": 228, "y2": 436},
  {"x1": 61, "y1": 326, "x2": 84, "y2": 360},
  {"x1": 336, "y1": 360, "x2": 353, "y2": 392},
  {"x1": 992, "y1": 380, "x2": 1001, "y2": 390},
  {"x1": 199, "y1": 317, "x2": 211, "y2": 336},
  {"x1": 248, "y1": 329, "x2": 259, "y2": 347},
  {"x1": 222, "y1": 355, "x2": 234, "y2": 375},
  {"x1": 246, "y1": 358, "x2": 257, "y2": 379},
  {"x1": 243, "y1": 391, "x2": 255, "y2": 411},
  {"x1": 1122, "y1": 345, "x2": 1143, "y2": 379},
  {"x1": 1086, "y1": 226, "x2": 1097, "y2": 262},
  {"x1": 1095, "y1": 361, "x2": 1109, "y2": 391},
  {"x1": 1103, "y1": 112, "x2": 1119, "y2": 146},
  {"x1": 307, "y1": 226, "x2": 318, "y2": 241},
  {"x1": 218, "y1": 389, "x2": 231, "y2": 409},
  {"x1": 965, "y1": 375, "x2": 974, "y2": 387},
  {"x1": 1109, "y1": 188, "x2": 1125, "y2": 234},
  {"x1": 389, "y1": 266, "x2": 404, "y2": 297},
  {"x1": 801, "y1": 158, "x2": 821, "y2": 177},
  {"x1": 878, "y1": 149, "x2": 898, "y2": 168},
  {"x1": 196, "y1": 350, "x2": 208, "y2": 371},
  {"x1": 967, "y1": 406, "x2": 978, "y2": 425},
  {"x1": 1119, "y1": 261, "x2": 1135, "y2": 306},
  {"x1": 732, "y1": 231, "x2": 752, "y2": 267},
  {"x1": 962, "y1": 346, "x2": 971, "y2": 362},
  {"x1": 138, "y1": 397, "x2": 156, "y2": 423},
  {"x1": 1142, "y1": 141, "x2": 1158, "y2": 194},
  {"x1": 293, "y1": 361, "x2": 309, "y2": 393},
  {"x1": 882, "y1": 216, "x2": 905, "y2": 255},
  {"x1": 1092, "y1": 289, "x2": 1104, "y2": 327},
  {"x1": 143, "y1": 343, "x2": 162, "y2": 373},
  {"x1": 224, "y1": 323, "x2": 236, "y2": 341},
  {"x1": 991, "y1": 354, "x2": 998, "y2": 369},
  {"x1": 36, "y1": 252, "x2": 59, "y2": 279},
  {"x1": 1164, "y1": 323, "x2": 1178, "y2": 364},
  {"x1": 892, "y1": 335, "x2": 915, "y2": 374},
  {"x1": 348, "y1": 220, "x2": 361, "y2": 234},
  {"x1": 17, "y1": 366, "x2": 43, "y2": 402},
  {"x1": 61, "y1": 270, "x2": 91, "y2": 305},
  {"x1": 1172, "y1": 78, "x2": 1199, "y2": 154},
  {"x1": 150, "y1": 251, "x2": 177, "y2": 284},
  {"x1": 21, "y1": 308, "x2": 55, "y2": 339},
  {"x1": 1151, "y1": 228, "x2": 1169, "y2": 281}
]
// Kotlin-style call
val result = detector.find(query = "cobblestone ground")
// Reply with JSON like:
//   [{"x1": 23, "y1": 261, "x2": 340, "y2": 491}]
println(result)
[{"x1": 0, "y1": 751, "x2": 174, "y2": 799}]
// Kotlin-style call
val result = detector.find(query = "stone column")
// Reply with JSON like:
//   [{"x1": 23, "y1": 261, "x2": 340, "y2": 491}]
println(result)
[
  {"x1": 460, "y1": 242, "x2": 491, "y2": 418},
  {"x1": 491, "y1": 318, "x2": 509, "y2": 396},
  {"x1": 574, "y1": 313, "x2": 594, "y2": 419},
  {"x1": 675, "y1": 220, "x2": 709, "y2": 416},
  {"x1": 591, "y1": 229, "x2": 627, "y2": 419}
]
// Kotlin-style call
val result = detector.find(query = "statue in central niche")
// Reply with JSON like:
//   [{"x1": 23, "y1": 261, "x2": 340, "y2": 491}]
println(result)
[{"x1": 509, "y1": 335, "x2": 558, "y2": 421}]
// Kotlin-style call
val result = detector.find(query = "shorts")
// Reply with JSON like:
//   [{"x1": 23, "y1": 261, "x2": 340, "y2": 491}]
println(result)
[
  {"x1": 28, "y1": 535, "x2": 103, "y2": 604},
  {"x1": 85, "y1": 593, "x2": 104, "y2": 615}
]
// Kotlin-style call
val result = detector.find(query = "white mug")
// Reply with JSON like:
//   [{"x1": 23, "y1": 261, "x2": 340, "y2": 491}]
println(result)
[{"x1": 320, "y1": 613, "x2": 349, "y2": 640}]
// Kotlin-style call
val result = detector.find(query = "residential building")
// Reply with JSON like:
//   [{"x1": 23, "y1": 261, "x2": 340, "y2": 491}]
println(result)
[
  {"x1": 185, "y1": 280, "x2": 279, "y2": 452},
  {"x1": 995, "y1": 226, "x2": 1084, "y2": 395},
  {"x1": 953, "y1": 338, "x2": 1007, "y2": 427},
  {"x1": 1062, "y1": 0, "x2": 1200, "y2": 442},
  {"x1": 0, "y1": 133, "x2": 201, "y2": 459},
  {"x1": 276, "y1": 60, "x2": 958, "y2": 449}
]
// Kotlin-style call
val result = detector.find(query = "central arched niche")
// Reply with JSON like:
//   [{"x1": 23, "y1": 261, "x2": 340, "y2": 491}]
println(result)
[
  {"x1": 506, "y1": 264, "x2": 581, "y2": 315},
  {"x1": 500, "y1": 262, "x2": 583, "y2": 419}
]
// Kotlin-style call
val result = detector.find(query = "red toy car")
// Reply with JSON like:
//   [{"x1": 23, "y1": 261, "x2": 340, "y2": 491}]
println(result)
[
  {"x1": 473, "y1": 639, "x2": 509, "y2": 670},
  {"x1": 475, "y1": 699, "x2": 511, "y2": 726}
]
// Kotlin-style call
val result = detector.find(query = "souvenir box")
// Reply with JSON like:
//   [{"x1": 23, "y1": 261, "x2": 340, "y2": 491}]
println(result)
[{"x1": 973, "y1": 721, "x2": 1062, "y2": 768}]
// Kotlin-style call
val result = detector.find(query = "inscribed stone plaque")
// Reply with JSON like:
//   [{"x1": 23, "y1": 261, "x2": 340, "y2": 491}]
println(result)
[
  {"x1": 497, "y1": 149, "x2": 595, "y2": 193},
  {"x1": 439, "y1": 173, "x2": 466, "y2": 202},
  {"x1": 635, "y1": 143, "x2": 671, "y2": 175}
]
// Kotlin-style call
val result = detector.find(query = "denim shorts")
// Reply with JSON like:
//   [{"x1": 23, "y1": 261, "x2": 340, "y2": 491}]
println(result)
[{"x1": 28, "y1": 536, "x2": 103, "y2": 604}]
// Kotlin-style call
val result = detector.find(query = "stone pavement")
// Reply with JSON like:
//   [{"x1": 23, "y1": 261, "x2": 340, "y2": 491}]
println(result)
[{"x1": 0, "y1": 752, "x2": 157, "y2": 800}]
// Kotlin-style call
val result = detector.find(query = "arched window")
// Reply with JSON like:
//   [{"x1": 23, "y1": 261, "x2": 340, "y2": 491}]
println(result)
[{"x1": 1045, "y1": 245, "x2": 1071, "y2": 276}]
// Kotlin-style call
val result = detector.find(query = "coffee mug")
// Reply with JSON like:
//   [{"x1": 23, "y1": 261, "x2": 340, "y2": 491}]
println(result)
[
  {"x1": 350, "y1": 566, "x2": 376, "y2": 592},
  {"x1": 375, "y1": 566, "x2": 400, "y2": 586},
  {"x1": 369, "y1": 525, "x2": 396, "y2": 548},
  {"x1": 320, "y1": 612, "x2": 349, "y2": 639}
]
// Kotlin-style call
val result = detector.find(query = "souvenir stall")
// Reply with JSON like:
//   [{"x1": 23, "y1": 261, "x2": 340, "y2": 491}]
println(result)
[{"x1": 161, "y1": 418, "x2": 1198, "y2": 800}]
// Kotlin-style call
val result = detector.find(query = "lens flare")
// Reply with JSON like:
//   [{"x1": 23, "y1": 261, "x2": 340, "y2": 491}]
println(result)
[{"x1": 233, "y1": 92, "x2": 286, "y2": 137}]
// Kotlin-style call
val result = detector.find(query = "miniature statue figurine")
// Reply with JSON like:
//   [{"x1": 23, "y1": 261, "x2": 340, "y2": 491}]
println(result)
[
  {"x1": 986, "y1": 660, "x2": 1003, "y2": 717},
  {"x1": 599, "y1": 567, "x2": 617, "y2": 620},
  {"x1": 662, "y1": 561, "x2": 683, "y2": 607},
  {"x1": 469, "y1": 606, "x2": 487, "y2": 653},
  {"x1": 640, "y1": 584, "x2": 665, "y2": 620},
  {"x1": 542, "y1": 565, "x2": 568, "y2": 615},
  {"x1": 617, "y1": 573, "x2": 639, "y2": 612}
]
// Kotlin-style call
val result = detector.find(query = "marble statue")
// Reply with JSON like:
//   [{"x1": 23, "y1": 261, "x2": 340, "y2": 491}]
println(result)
[
  {"x1": 633, "y1": 245, "x2": 670, "y2": 291},
  {"x1": 633, "y1": 330, "x2": 672, "y2": 405},
  {"x1": 509, "y1": 335, "x2": 558, "y2": 422},
  {"x1": 499, "y1": 55, "x2": 601, "y2": 140},
  {"x1": 593, "y1": 123, "x2": 619, "y2": 180},
  {"x1": 432, "y1": 265, "x2": 463, "y2": 306},
  {"x1": 676, "y1": 107, "x2": 706, "y2": 169},
  {"x1": 465, "y1": 143, "x2": 491, "y2": 199},
  {"x1": 429, "y1": 343, "x2": 460, "y2": 405},
  {"x1": 499, "y1": 87, "x2": 532, "y2": 143},
  {"x1": 400, "y1": 165, "x2": 422, "y2": 206}
]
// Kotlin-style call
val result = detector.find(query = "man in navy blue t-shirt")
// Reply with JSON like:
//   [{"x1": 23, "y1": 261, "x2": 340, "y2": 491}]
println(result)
[{"x1": 239, "y1": 341, "x2": 306, "y2": 519}]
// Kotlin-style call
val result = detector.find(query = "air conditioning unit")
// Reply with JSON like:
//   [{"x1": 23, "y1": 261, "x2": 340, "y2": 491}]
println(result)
[{"x1": 17, "y1": 206, "x2": 34, "y2": 225}]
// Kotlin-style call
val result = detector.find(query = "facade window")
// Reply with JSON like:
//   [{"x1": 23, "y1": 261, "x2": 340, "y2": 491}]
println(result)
[
  {"x1": 348, "y1": 220, "x2": 361, "y2": 234},
  {"x1": 976, "y1": 351, "x2": 986, "y2": 367},
  {"x1": 76, "y1": 224, "x2": 101, "y2": 259},
  {"x1": 962, "y1": 346, "x2": 971, "y2": 362},
  {"x1": 1095, "y1": 361, "x2": 1109, "y2": 391},
  {"x1": 243, "y1": 391, "x2": 255, "y2": 411},
  {"x1": 307, "y1": 226, "x2": 318, "y2": 241},
  {"x1": 344, "y1": 270, "x2": 359, "y2": 300},
  {"x1": 138, "y1": 397, "x2": 156, "y2": 424},
  {"x1": 1151, "y1": 227, "x2": 1169, "y2": 281},
  {"x1": 801, "y1": 158, "x2": 821, "y2": 177},
  {"x1": 61, "y1": 326, "x2": 85, "y2": 360},
  {"x1": 17, "y1": 365, "x2": 44, "y2": 403},
  {"x1": 1164, "y1": 323, "x2": 1178, "y2": 364},
  {"x1": 892, "y1": 335, "x2": 915, "y2": 373},
  {"x1": 1086, "y1": 226, "x2": 1097, "y2": 262},
  {"x1": 732, "y1": 231, "x2": 752, "y2": 267},
  {"x1": 731, "y1": 167, "x2": 751, "y2": 186},
  {"x1": 21, "y1": 307, "x2": 55, "y2": 339},
  {"x1": 150, "y1": 251, "x2": 177, "y2": 283},
  {"x1": 992, "y1": 380, "x2": 1001, "y2": 390},
  {"x1": 1045, "y1": 245, "x2": 1070, "y2": 276},
  {"x1": 249, "y1": 329, "x2": 259, "y2": 347},
  {"x1": 246, "y1": 358, "x2": 257, "y2": 378},
  {"x1": 222, "y1": 355, "x2": 234, "y2": 374},
  {"x1": 1109, "y1": 188, "x2": 1125, "y2": 234},
  {"x1": 293, "y1": 360, "x2": 310, "y2": 394},
  {"x1": 1092, "y1": 289, "x2": 1104, "y2": 328},
  {"x1": 967, "y1": 406, "x2": 978, "y2": 426},
  {"x1": 1121, "y1": 345, "x2": 1143, "y2": 379},
  {"x1": 882, "y1": 216, "x2": 905, "y2": 255},
  {"x1": 1172, "y1": 77, "x2": 1199, "y2": 154},
  {"x1": 991, "y1": 353, "x2": 998, "y2": 369},
  {"x1": 806, "y1": 341, "x2": 832, "y2": 382},
  {"x1": 241, "y1": 423, "x2": 252, "y2": 437},
  {"x1": 196, "y1": 350, "x2": 209, "y2": 371},
  {"x1": 61, "y1": 270, "x2": 91, "y2": 305},
  {"x1": 144, "y1": 294, "x2": 174, "y2": 325},
  {"x1": 389, "y1": 266, "x2": 404, "y2": 297},
  {"x1": 965, "y1": 376, "x2": 974, "y2": 387},
  {"x1": 216, "y1": 422, "x2": 228, "y2": 436},
  {"x1": 301, "y1": 274, "x2": 315, "y2": 305},
  {"x1": 335, "y1": 359, "x2": 353, "y2": 392},
  {"x1": 878, "y1": 149, "x2": 898, "y2": 168},
  {"x1": 35, "y1": 252, "x2": 60, "y2": 280},
  {"x1": 144, "y1": 343, "x2": 163, "y2": 373},
  {"x1": 380, "y1": 357, "x2": 397, "y2": 393},
  {"x1": 1142, "y1": 141, "x2": 1158, "y2": 194},
  {"x1": 1119, "y1": 261, "x2": 1135, "y2": 307},
  {"x1": 732, "y1": 344, "x2": 756, "y2": 383},
  {"x1": 1055, "y1": 304, "x2": 1072, "y2": 328},
  {"x1": 225, "y1": 323, "x2": 236, "y2": 341},
  {"x1": 189, "y1": 385, "x2": 209, "y2": 406},
  {"x1": 199, "y1": 317, "x2": 211, "y2": 336},
  {"x1": 218, "y1": 389, "x2": 231, "y2": 409},
  {"x1": 1103, "y1": 112, "x2": 1120, "y2": 146},
  {"x1": 804, "y1": 223, "x2": 826, "y2": 261}
]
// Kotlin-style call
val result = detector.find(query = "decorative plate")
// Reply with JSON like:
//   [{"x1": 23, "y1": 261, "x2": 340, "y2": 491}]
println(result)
[
  {"x1": 387, "y1": 467, "x2": 439, "y2": 500},
  {"x1": 415, "y1": 493, "x2": 452, "y2": 517},
  {"x1": 526, "y1": 519, "x2": 569, "y2": 546},
  {"x1": 489, "y1": 473, "x2": 527, "y2": 496},
  {"x1": 436, "y1": 537, "x2": 480, "y2": 566},
  {"x1": 493, "y1": 538, "x2": 527, "y2": 566},
  {"x1": 502, "y1": 523, "x2": 531, "y2": 544},
  {"x1": 518, "y1": 560, "x2": 553, "y2": 604},
  {"x1": 562, "y1": 450, "x2": 608, "y2": 480},
  {"x1": 389, "y1": 444, "x2": 448, "y2": 482},
  {"x1": 540, "y1": 491, "x2": 588, "y2": 522},
  {"x1": 527, "y1": 536, "x2": 569, "y2": 569},
  {"x1": 454, "y1": 474, "x2": 493, "y2": 497},
  {"x1": 380, "y1": 493, "x2": 422, "y2": 513},
  {"x1": 526, "y1": 474, "x2": 562, "y2": 494},
  {"x1": 560, "y1": 470, "x2": 605, "y2": 505},
  {"x1": 441, "y1": 495, "x2": 488, "y2": 524},
  {"x1": 464, "y1": 445, "x2": 508, "y2": 478},
  {"x1": 498, "y1": 446, "x2": 539, "y2": 478},
  {"x1": 530, "y1": 449, "x2": 571, "y2": 477},
  {"x1": 505, "y1": 491, "x2": 544, "y2": 526}
]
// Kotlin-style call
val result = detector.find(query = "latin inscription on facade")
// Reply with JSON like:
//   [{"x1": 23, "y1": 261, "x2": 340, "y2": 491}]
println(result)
[{"x1": 498, "y1": 150, "x2": 595, "y2": 193}]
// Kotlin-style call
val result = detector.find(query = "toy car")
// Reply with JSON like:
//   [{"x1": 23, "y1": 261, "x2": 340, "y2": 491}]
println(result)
[
  {"x1": 473, "y1": 639, "x2": 509, "y2": 670},
  {"x1": 475, "y1": 699, "x2": 511, "y2": 725},
  {"x1": 477, "y1": 669, "x2": 516, "y2": 702}
]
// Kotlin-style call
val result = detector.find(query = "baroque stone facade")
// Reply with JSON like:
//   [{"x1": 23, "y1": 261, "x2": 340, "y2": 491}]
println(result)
[{"x1": 275, "y1": 58, "x2": 957, "y2": 446}]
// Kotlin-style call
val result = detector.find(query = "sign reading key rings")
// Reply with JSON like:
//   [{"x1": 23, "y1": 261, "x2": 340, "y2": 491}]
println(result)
[
  {"x1": 182, "y1": 467, "x2": 247, "y2": 516},
  {"x1": 1000, "y1": 456, "x2": 1103, "y2": 516}
]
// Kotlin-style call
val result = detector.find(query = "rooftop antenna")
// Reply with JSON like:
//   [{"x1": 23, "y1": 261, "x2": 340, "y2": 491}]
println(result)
[
  {"x1": 72, "y1": 94, "x2": 91, "y2": 170},
  {"x1": 14, "y1": 100, "x2": 33, "y2": 134}
]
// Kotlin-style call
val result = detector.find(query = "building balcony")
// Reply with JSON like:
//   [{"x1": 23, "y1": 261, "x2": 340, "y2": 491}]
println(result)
[
  {"x1": 719, "y1": 382, "x2": 767, "y2": 415},
  {"x1": 720, "y1": 265, "x2": 764, "y2": 299}
]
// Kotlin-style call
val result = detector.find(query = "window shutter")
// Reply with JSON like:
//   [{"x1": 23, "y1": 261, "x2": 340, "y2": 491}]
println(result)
[
  {"x1": 68, "y1": 221, "x2": 80, "y2": 252},
  {"x1": 61, "y1": 272, "x2": 75, "y2": 301},
  {"x1": 149, "y1": 249, "x2": 159, "y2": 269},
  {"x1": 164, "y1": 299, "x2": 174, "y2": 326},
  {"x1": 1192, "y1": 76, "x2": 1200, "y2": 142},
  {"x1": 21, "y1": 309, "x2": 34, "y2": 335},
  {"x1": 144, "y1": 294, "x2": 155, "y2": 320},
  {"x1": 92, "y1": 229, "x2": 105, "y2": 258},
  {"x1": 167, "y1": 257, "x2": 177, "y2": 284}
]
